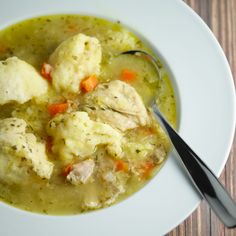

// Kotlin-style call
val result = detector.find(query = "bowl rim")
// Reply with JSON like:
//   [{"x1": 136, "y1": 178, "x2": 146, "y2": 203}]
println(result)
[{"x1": 0, "y1": 0, "x2": 235, "y2": 235}]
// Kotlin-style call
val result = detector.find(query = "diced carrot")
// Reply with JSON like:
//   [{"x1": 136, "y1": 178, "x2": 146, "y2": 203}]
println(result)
[
  {"x1": 80, "y1": 75, "x2": 99, "y2": 93},
  {"x1": 141, "y1": 161, "x2": 155, "y2": 178},
  {"x1": 41, "y1": 63, "x2": 53, "y2": 81},
  {"x1": 45, "y1": 137, "x2": 53, "y2": 153},
  {"x1": 48, "y1": 103, "x2": 69, "y2": 117},
  {"x1": 120, "y1": 69, "x2": 136, "y2": 82},
  {"x1": 115, "y1": 160, "x2": 129, "y2": 172},
  {"x1": 63, "y1": 163, "x2": 73, "y2": 177}
]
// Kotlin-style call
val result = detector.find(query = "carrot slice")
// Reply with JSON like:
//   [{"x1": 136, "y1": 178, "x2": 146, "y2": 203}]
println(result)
[
  {"x1": 141, "y1": 161, "x2": 155, "y2": 178},
  {"x1": 80, "y1": 75, "x2": 98, "y2": 93},
  {"x1": 48, "y1": 103, "x2": 68, "y2": 117},
  {"x1": 120, "y1": 69, "x2": 136, "y2": 82},
  {"x1": 115, "y1": 160, "x2": 129, "y2": 172},
  {"x1": 41, "y1": 63, "x2": 53, "y2": 81},
  {"x1": 63, "y1": 163, "x2": 73, "y2": 177}
]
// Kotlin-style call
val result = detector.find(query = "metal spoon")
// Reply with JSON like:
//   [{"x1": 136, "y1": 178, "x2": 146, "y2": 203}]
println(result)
[{"x1": 120, "y1": 50, "x2": 236, "y2": 228}]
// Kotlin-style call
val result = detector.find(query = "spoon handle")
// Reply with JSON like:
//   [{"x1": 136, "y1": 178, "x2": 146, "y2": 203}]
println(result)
[{"x1": 151, "y1": 102, "x2": 236, "y2": 228}]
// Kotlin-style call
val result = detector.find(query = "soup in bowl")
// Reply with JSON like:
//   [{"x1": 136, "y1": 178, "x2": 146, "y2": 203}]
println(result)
[{"x1": 0, "y1": 14, "x2": 176, "y2": 215}]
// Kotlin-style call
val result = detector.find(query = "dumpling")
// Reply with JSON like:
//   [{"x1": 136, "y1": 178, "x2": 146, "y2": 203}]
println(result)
[
  {"x1": 0, "y1": 118, "x2": 54, "y2": 183},
  {"x1": 0, "y1": 57, "x2": 48, "y2": 105},
  {"x1": 82, "y1": 80, "x2": 150, "y2": 131},
  {"x1": 47, "y1": 111, "x2": 123, "y2": 162},
  {"x1": 49, "y1": 33, "x2": 102, "y2": 94}
]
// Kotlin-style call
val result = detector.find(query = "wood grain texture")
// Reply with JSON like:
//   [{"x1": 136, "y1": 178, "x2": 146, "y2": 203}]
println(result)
[{"x1": 167, "y1": 0, "x2": 236, "y2": 235}]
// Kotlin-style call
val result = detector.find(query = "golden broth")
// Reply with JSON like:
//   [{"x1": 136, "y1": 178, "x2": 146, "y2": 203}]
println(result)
[{"x1": 0, "y1": 15, "x2": 176, "y2": 215}]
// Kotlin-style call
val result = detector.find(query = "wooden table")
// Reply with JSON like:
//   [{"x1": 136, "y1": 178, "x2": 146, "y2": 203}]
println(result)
[{"x1": 168, "y1": 0, "x2": 236, "y2": 235}]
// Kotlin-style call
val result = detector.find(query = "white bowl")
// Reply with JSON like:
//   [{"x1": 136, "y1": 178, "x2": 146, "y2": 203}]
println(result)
[{"x1": 0, "y1": 0, "x2": 235, "y2": 235}]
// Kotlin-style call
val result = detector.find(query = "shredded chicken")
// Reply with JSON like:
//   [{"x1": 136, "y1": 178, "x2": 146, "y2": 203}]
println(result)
[
  {"x1": 67, "y1": 159, "x2": 95, "y2": 185},
  {"x1": 82, "y1": 80, "x2": 149, "y2": 131}
]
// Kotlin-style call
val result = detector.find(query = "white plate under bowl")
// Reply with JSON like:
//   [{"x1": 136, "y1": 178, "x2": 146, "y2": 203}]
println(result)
[{"x1": 0, "y1": 0, "x2": 235, "y2": 235}]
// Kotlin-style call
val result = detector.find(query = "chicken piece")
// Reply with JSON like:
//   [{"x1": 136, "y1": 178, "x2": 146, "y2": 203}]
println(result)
[
  {"x1": 102, "y1": 171, "x2": 116, "y2": 183},
  {"x1": 82, "y1": 199, "x2": 101, "y2": 210},
  {"x1": 49, "y1": 33, "x2": 102, "y2": 94},
  {"x1": 47, "y1": 111, "x2": 123, "y2": 162},
  {"x1": 82, "y1": 80, "x2": 149, "y2": 131},
  {"x1": 67, "y1": 159, "x2": 95, "y2": 185},
  {"x1": 104, "y1": 184, "x2": 125, "y2": 206},
  {"x1": 123, "y1": 141, "x2": 155, "y2": 160},
  {"x1": 0, "y1": 118, "x2": 54, "y2": 182},
  {"x1": 153, "y1": 145, "x2": 166, "y2": 164},
  {"x1": 82, "y1": 185, "x2": 101, "y2": 210},
  {"x1": 101, "y1": 170, "x2": 127, "y2": 206},
  {"x1": 0, "y1": 57, "x2": 48, "y2": 105}
]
